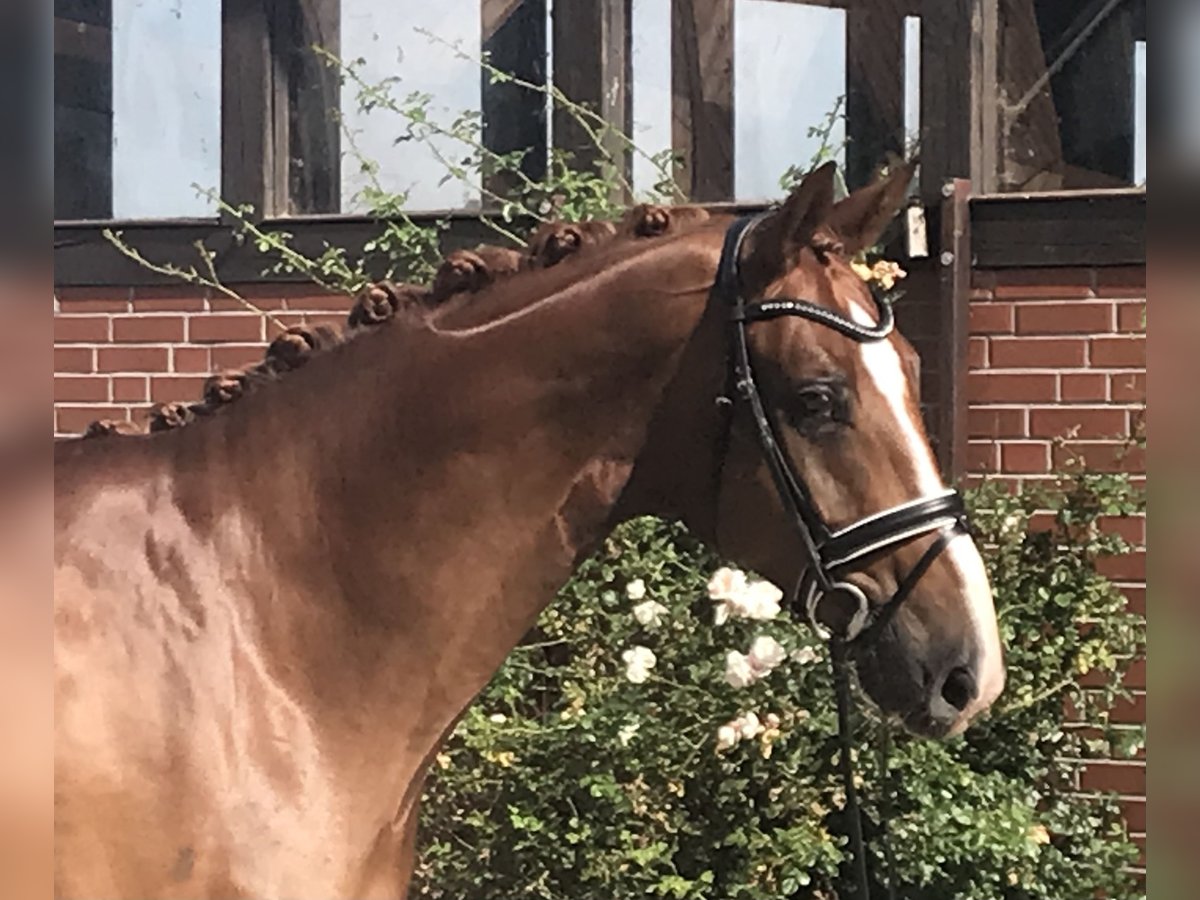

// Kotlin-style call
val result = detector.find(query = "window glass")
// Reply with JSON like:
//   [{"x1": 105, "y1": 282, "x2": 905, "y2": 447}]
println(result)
[
  {"x1": 630, "y1": 0, "x2": 673, "y2": 199},
  {"x1": 112, "y1": 0, "x2": 220, "y2": 218},
  {"x1": 54, "y1": 0, "x2": 221, "y2": 221},
  {"x1": 340, "y1": 0, "x2": 482, "y2": 213},
  {"x1": 905, "y1": 15, "x2": 921, "y2": 154},
  {"x1": 992, "y1": 0, "x2": 1146, "y2": 192},
  {"x1": 734, "y1": 1, "x2": 846, "y2": 201},
  {"x1": 1133, "y1": 39, "x2": 1145, "y2": 185}
]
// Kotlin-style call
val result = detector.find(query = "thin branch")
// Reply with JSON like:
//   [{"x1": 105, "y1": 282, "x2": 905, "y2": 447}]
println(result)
[
  {"x1": 321, "y1": 45, "x2": 549, "y2": 235},
  {"x1": 102, "y1": 229, "x2": 288, "y2": 332},
  {"x1": 997, "y1": 677, "x2": 1076, "y2": 715},
  {"x1": 415, "y1": 28, "x2": 682, "y2": 202},
  {"x1": 194, "y1": 188, "x2": 355, "y2": 295}
]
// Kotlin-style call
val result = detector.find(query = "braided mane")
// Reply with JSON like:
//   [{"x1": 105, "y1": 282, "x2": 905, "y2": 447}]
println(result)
[{"x1": 81, "y1": 203, "x2": 714, "y2": 440}]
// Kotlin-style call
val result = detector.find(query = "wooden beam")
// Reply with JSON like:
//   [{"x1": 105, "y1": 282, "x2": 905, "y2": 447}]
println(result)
[
  {"x1": 53, "y1": 198, "x2": 774, "y2": 287},
  {"x1": 53, "y1": 1, "x2": 111, "y2": 27},
  {"x1": 769, "y1": 0, "x2": 923, "y2": 12},
  {"x1": 845, "y1": 5, "x2": 904, "y2": 190},
  {"x1": 54, "y1": 212, "x2": 534, "y2": 287},
  {"x1": 54, "y1": 6, "x2": 113, "y2": 220},
  {"x1": 972, "y1": 0, "x2": 1000, "y2": 194},
  {"x1": 970, "y1": 189, "x2": 1146, "y2": 268},
  {"x1": 671, "y1": 0, "x2": 733, "y2": 201},
  {"x1": 481, "y1": 0, "x2": 548, "y2": 201},
  {"x1": 221, "y1": 0, "x2": 287, "y2": 220},
  {"x1": 1131, "y1": 0, "x2": 1145, "y2": 42},
  {"x1": 278, "y1": 0, "x2": 341, "y2": 214},
  {"x1": 937, "y1": 178, "x2": 971, "y2": 481},
  {"x1": 919, "y1": 0, "x2": 972, "y2": 203},
  {"x1": 54, "y1": 16, "x2": 109, "y2": 64},
  {"x1": 1049, "y1": 1, "x2": 1136, "y2": 186},
  {"x1": 551, "y1": 0, "x2": 631, "y2": 194}
]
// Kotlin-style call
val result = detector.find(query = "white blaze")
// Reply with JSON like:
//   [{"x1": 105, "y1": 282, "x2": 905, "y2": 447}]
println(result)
[{"x1": 848, "y1": 297, "x2": 1005, "y2": 717}]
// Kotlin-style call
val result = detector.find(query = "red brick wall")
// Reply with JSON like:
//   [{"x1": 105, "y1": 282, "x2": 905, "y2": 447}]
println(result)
[
  {"x1": 52, "y1": 284, "x2": 355, "y2": 436},
  {"x1": 968, "y1": 264, "x2": 1147, "y2": 872}
]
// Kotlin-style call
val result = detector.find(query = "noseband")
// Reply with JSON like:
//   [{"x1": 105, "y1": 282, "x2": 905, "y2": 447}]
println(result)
[
  {"x1": 715, "y1": 213, "x2": 968, "y2": 646},
  {"x1": 712, "y1": 214, "x2": 971, "y2": 898}
]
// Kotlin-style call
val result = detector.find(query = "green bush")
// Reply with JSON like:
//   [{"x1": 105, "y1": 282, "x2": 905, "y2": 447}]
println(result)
[{"x1": 414, "y1": 467, "x2": 1145, "y2": 900}]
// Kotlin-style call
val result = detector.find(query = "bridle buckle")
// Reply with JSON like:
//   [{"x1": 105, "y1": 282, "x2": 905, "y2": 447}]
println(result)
[{"x1": 805, "y1": 580, "x2": 871, "y2": 643}]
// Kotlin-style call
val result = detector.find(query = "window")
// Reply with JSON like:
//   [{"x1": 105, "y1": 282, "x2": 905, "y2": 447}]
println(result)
[
  {"x1": 630, "y1": 0, "x2": 672, "y2": 199},
  {"x1": 339, "y1": 0, "x2": 483, "y2": 213},
  {"x1": 987, "y1": 0, "x2": 1147, "y2": 192},
  {"x1": 734, "y1": 1, "x2": 846, "y2": 201},
  {"x1": 1133, "y1": 39, "x2": 1145, "y2": 185},
  {"x1": 54, "y1": 0, "x2": 221, "y2": 221},
  {"x1": 904, "y1": 15, "x2": 920, "y2": 154}
]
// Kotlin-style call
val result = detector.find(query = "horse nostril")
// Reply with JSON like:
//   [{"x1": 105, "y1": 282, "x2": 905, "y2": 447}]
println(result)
[{"x1": 941, "y1": 665, "x2": 977, "y2": 713}]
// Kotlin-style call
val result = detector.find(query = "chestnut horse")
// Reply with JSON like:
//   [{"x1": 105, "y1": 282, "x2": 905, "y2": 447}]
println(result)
[{"x1": 54, "y1": 162, "x2": 1003, "y2": 899}]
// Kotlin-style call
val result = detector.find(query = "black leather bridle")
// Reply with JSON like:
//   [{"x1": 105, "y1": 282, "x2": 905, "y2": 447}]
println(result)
[{"x1": 712, "y1": 213, "x2": 972, "y2": 898}]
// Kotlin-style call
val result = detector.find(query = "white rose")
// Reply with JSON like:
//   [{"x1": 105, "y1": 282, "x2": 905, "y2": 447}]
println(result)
[
  {"x1": 739, "y1": 580, "x2": 783, "y2": 620},
  {"x1": 488, "y1": 713, "x2": 507, "y2": 724},
  {"x1": 791, "y1": 646, "x2": 821, "y2": 666},
  {"x1": 632, "y1": 599, "x2": 668, "y2": 629},
  {"x1": 715, "y1": 724, "x2": 740, "y2": 751},
  {"x1": 625, "y1": 665, "x2": 651, "y2": 685},
  {"x1": 748, "y1": 635, "x2": 788, "y2": 675},
  {"x1": 621, "y1": 646, "x2": 657, "y2": 684},
  {"x1": 707, "y1": 567, "x2": 748, "y2": 601},
  {"x1": 618, "y1": 722, "x2": 640, "y2": 746},
  {"x1": 625, "y1": 578, "x2": 647, "y2": 601},
  {"x1": 724, "y1": 650, "x2": 756, "y2": 689},
  {"x1": 737, "y1": 712, "x2": 763, "y2": 740}
]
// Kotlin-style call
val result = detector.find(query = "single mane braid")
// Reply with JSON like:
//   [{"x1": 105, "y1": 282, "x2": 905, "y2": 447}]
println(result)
[
  {"x1": 348, "y1": 281, "x2": 428, "y2": 328},
  {"x1": 526, "y1": 220, "x2": 618, "y2": 269},
  {"x1": 203, "y1": 370, "x2": 250, "y2": 407},
  {"x1": 148, "y1": 402, "x2": 197, "y2": 433},
  {"x1": 429, "y1": 247, "x2": 521, "y2": 305},
  {"x1": 81, "y1": 419, "x2": 140, "y2": 439},
  {"x1": 622, "y1": 203, "x2": 711, "y2": 238},
  {"x1": 265, "y1": 324, "x2": 344, "y2": 374}
]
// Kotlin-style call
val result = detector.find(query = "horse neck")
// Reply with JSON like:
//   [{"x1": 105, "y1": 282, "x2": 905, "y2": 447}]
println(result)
[{"x1": 197, "y1": 253, "x2": 717, "y2": 811}]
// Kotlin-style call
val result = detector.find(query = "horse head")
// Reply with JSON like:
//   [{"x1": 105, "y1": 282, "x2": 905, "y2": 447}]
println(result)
[{"x1": 634, "y1": 161, "x2": 1004, "y2": 738}]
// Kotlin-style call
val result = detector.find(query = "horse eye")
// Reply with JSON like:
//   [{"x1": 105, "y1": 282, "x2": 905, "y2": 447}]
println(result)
[
  {"x1": 785, "y1": 382, "x2": 850, "y2": 437},
  {"x1": 796, "y1": 386, "x2": 835, "y2": 419}
]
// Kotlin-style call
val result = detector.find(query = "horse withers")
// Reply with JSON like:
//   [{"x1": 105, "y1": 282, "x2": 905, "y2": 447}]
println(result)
[{"x1": 53, "y1": 161, "x2": 1003, "y2": 899}]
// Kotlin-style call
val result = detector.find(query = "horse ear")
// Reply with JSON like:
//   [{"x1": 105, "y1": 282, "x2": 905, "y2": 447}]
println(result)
[
  {"x1": 741, "y1": 161, "x2": 838, "y2": 285},
  {"x1": 826, "y1": 158, "x2": 918, "y2": 256}
]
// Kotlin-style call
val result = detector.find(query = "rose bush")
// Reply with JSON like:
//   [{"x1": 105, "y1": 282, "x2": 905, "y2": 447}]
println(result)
[{"x1": 413, "y1": 465, "x2": 1144, "y2": 900}]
